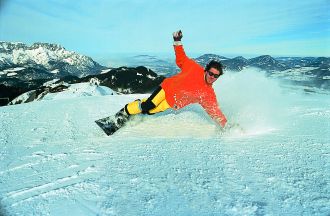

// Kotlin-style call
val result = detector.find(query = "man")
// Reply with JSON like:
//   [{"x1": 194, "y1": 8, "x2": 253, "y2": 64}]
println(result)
[{"x1": 109, "y1": 30, "x2": 227, "y2": 133}]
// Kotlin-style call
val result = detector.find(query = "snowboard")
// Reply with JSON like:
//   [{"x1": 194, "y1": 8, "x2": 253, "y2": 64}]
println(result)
[{"x1": 95, "y1": 108, "x2": 130, "y2": 136}]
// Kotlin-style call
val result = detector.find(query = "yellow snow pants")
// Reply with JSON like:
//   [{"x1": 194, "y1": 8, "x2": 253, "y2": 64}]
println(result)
[{"x1": 125, "y1": 87, "x2": 171, "y2": 115}]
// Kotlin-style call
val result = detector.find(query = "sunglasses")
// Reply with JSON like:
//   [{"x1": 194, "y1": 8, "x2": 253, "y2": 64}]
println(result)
[{"x1": 206, "y1": 70, "x2": 221, "y2": 78}]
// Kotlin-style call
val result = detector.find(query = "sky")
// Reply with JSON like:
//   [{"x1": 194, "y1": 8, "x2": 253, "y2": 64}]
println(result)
[{"x1": 0, "y1": 0, "x2": 329, "y2": 59}]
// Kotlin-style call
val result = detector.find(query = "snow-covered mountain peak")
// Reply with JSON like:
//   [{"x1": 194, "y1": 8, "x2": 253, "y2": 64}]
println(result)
[
  {"x1": 30, "y1": 42, "x2": 64, "y2": 51},
  {"x1": 0, "y1": 41, "x2": 105, "y2": 78},
  {"x1": 197, "y1": 53, "x2": 229, "y2": 60},
  {"x1": 250, "y1": 55, "x2": 275, "y2": 62},
  {"x1": 233, "y1": 56, "x2": 248, "y2": 61},
  {"x1": 248, "y1": 55, "x2": 287, "y2": 71},
  {"x1": 0, "y1": 41, "x2": 28, "y2": 52}
]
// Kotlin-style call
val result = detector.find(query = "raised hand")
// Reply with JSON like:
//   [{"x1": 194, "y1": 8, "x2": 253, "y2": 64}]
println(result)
[{"x1": 173, "y1": 30, "x2": 183, "y2": 41}]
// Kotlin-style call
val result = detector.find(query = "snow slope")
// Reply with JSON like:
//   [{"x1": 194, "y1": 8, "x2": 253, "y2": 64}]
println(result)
[
  {"x1": 0, "y1": 69, "x2": 329, "y2": 215},
  {"x1": 42, "y1": 82, "x2": 117, "y2": 101}
]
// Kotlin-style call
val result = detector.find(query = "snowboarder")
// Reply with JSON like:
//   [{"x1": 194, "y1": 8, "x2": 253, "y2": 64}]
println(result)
[{"x1": 96, "y1": 30, "x2": 227, "y2": 135}]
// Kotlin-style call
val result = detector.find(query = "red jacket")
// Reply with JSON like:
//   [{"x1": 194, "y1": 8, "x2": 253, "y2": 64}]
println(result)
[{"x1": 161, "y1": 45, "x2": 227, "y2": 127}]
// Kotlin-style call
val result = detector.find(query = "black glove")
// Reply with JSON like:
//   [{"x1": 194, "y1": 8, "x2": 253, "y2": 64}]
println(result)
[{"x1": 173, "y1": 30, "x2": 183, "y2": 41}]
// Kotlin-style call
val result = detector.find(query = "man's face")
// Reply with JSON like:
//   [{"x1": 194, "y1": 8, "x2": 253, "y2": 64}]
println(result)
[{"x1": 205, "y1": 67, "x2": 221, "y2": 85}]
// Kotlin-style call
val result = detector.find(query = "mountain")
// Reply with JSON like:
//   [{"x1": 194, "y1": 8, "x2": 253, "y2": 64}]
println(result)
[
  {"x1": 194, "y1": 54, "x2": 229, "y2": 67},
  {"x1": 0, "y1": 66, "x2": 60, "y2": 81},
  {"x1": 194, "y1": 54, "x2": 290, "y2": 72},
  {"x1": 123, "y1": 54, "x2": 178, "y2": 77},
  {"x1": 194, "y1": 54, "x2": 329, "y2": 73},
  {"x1": 1, "y1": 41, "x2": 329, "y2": 106},
  {"x1": 274, "y1": 57, "x2": 316, "y2": 68},
  {"x1": 189, "y1": 54, "x2": 329, "y2": 90},
  {"x1": 0, "y1": 78, "x2": 51, "y2": 106},
  {"x1": 8, "y1": 81, "x2": 116, "y2": 105},
  {"x1": 248, "y1": 55, "x2": 288, "y2": 71},
  {"x1": 0, "y1": 41, "x2": 113, "y2": 105},
  {"x1": 5, "y1": 66, "x2": 165, "y2": 105},
  {"x1": 222, "y1": 56, "x2": 249, "y2": 71},
  {"x1": 0, "y1": 43, "x2": 165, "y2": 105},
  {"x1": 80, "y1": 66, "x2": 165, "y2": 94},
  {"x1": 0, "y1": 42, "x2": 105, "y2": 79},
  {"x1": 113, "y1": 53, "x2": 329, "y2": 77},
  {"x1": 305, "y1": 57, "x2": 330, "y2": 74}
]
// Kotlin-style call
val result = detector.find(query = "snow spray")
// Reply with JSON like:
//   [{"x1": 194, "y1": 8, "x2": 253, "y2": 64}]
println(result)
[{"x1": 213, "y1": 68, "x2": 294, "y2": 136}]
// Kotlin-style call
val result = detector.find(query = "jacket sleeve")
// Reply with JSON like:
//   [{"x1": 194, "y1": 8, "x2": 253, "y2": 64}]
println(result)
[
  {"x1": 200, "y1": 91, "x2": 227, "y2": 127},
  {"x1": 174, "y1": 45, "x2": 190, "y2": 70}
]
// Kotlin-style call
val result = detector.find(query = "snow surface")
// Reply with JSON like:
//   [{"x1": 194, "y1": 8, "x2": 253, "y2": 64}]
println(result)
[
  {"x1": 50, "y1": 69, "x2": 60, "y2": 74},
  {"x1": 0, "y1": 69, "x2": 329, "y2": 215},
  {"x1": 42, "y1": 83, "x2": 116, "y2": 101},
  {"x1": 3, "y1": 67, "x2": 25, "y2": 73},
  {"x1": 101, "y1": 69, "x2": 111, "y2": 74},
  {"x1": 6, "y1": 72, "x2": 17, "y2": 77}
]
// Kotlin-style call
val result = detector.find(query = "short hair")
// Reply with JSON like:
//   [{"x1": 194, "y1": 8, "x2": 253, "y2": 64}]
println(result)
[{"x1": 205, "y1": 60, "x2": 224, "y2": 75}]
